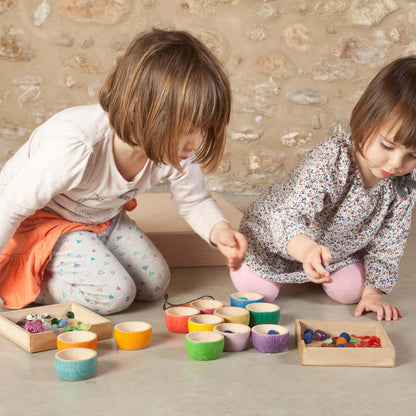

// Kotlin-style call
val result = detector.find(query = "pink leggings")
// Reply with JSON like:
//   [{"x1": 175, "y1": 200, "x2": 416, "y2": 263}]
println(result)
[{"x1": 230, "y1": 262, "x2": 365, "y2": 304}]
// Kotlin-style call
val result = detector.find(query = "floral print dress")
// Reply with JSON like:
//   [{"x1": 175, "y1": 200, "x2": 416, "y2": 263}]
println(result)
[{"x1": 241, "y1": 133, "x2": 416, "y2": 293}]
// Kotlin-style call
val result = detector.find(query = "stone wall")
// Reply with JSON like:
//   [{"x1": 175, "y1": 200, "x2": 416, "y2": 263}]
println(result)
[{"x1": 1, "y1": 0, "x2": 415, "y2": 193}]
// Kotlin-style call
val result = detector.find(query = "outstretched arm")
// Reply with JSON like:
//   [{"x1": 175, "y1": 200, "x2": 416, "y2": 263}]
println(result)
[{"x1": 210, "y1": 221, "x2": 247, "y2": 271}]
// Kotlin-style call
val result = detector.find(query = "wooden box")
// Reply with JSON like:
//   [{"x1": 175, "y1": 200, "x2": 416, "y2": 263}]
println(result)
[
  {"x1": 0, "y1": 302, "x2": 113, "y2": 353},
  {"x1": 295, "y1": 319, "x2": 395, "y2": 367},
  {"x1": 127, "y1": 192, "x2": 243, "y2": 268}
]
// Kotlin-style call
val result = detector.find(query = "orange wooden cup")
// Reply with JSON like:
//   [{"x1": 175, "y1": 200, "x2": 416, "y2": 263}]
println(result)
[
  {"x1": 114, "y1": 321, "x2": 152, "y2": 351},
  {"x1": 57, "y1": 331, "x2": 98, "y2": 351}
]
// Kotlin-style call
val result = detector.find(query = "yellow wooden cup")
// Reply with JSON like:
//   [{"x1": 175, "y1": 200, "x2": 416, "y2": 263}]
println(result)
[
  {"x1": 188, "y1": 314, "x2": 225, "y2": 332},
  {"x1": 213, "y1": 306, "x2": 250, "y2": 326},
  {"x1": 114, "y1": 321, "x2": 152, "y2": 351}
]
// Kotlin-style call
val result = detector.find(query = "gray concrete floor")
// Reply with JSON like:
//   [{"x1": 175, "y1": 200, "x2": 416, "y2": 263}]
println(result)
[{"x1": 0, "y1": 194, "x2": 415, "y2": 416}]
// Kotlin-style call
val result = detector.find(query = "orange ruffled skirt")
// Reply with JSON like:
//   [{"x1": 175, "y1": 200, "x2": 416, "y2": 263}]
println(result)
[{"x1": 0, "y1": 210, "x2": 112, "y2": 309}]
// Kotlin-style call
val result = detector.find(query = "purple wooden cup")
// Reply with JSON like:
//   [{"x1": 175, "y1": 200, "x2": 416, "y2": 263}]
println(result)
[
  {"x1": 251, "y1": 324, "x2": 289, "y2": 353},
  {"x1": 214, "y1": 322, "x2": 251, "y2": 352},
  {"x1": 213, "y1": 323, "x2": 251, "y2": 352}
]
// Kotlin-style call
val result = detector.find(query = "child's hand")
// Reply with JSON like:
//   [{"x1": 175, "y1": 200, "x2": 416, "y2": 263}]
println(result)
[
  {"x1": 302, "y1": 244, "x2": 332, "y2": 283},
  {"x1": 286, "y1": 234, "x2": 332, "y2": 284},
  {"x1": 210, "y1": 221, "x2": 247, "y2": 271},
  {"x1": 355, "y1": 286, "x2": 403, "y2": 321}
]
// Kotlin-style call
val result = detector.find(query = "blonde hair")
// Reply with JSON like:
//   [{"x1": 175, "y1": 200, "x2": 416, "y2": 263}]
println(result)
[
  {"x1": 350, "y1": 56, "x2": 416, "y2": 153},
  {"x1": 99, "y1": 28, "x2": 231, "y2": 173}
]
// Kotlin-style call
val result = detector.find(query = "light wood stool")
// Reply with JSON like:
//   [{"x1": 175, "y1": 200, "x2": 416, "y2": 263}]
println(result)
[{"x1": 127, "y1": 193, "x2": 243, "y2": 268}]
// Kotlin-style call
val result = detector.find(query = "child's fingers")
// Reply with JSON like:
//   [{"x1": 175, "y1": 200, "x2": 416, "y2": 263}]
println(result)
[
  {"x1": 304, "y1": 264, "x2": 324, "y2": 283},
  {"x1": 310, "y1": 275, "x2": 332, "y2": 284},
  {"x1": 233, "y1": 233, "x2": 247, "y2": 258},
  {"x1": 219, "y1": 244, "x2": 238, "y2": 259},
  {"x1": 218, "y1": 230, "x2": 241, "y2": 248},
  {"x1": 235, "y1": 232, "x2": 247, "y2": 251},
  {"x1": 383, "y1": 305, "x2": 393, "y2": 321},
  {"x1": 320, "y1": 246, "x2": 332, "y2": 266},
  {"x1": 354, "y1": 303, "x2": 365, "y2": 317},
  {"x1": 220, "y1": 232, "x2": 247, "y2": 257},
  {"x1": 228, "y1": 258, "x2": 243, "y2": 271},
  {"x1": 304, "y1": 261, "x2": 332, "y2": 284},
  {"x1": 375, "y1": 305, "x2": 385, "y2": 321},
  {"x1": 396, "y1": 306, "x2": 404, "y2": 318},
  {"x1": 385, "y1": 304, "x2": 403, "y2": 321},
  {"x1": 315, "y1": 262, "x2": 329, "y2": 277},
  {"x1": 313, "y1": 261, "x2": 331, "y2": 283}
]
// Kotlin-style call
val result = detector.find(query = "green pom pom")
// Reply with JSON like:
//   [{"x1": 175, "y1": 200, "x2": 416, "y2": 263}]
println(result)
[
  {"x1": 76, "y1": 322, "x2": 88, "y2": 331},
  {"x1": 63, "y1": 325, "x2": 75, "y2": 332}
]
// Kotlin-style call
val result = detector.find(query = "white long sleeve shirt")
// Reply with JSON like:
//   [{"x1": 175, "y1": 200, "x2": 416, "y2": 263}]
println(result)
[{"x1": 0, "y1": 104, "x2": 226, "y2": 253}]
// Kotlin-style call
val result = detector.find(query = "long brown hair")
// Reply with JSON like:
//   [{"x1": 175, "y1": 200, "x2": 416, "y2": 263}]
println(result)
[
  {"x1": 99, "y1": 28, "x2": 231, "y2": 173},
  {"x1": 350, "y1": 56, "x2": 416, "y2": 153}
]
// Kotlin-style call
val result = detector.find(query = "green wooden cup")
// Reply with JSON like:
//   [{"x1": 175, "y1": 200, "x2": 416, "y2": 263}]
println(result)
[
  {"x1": 246, "y1": 303, "x2": 280, "y2": 327},
  {"x1": 185, "y1": 331, "x2": 224, "y2": 361}
]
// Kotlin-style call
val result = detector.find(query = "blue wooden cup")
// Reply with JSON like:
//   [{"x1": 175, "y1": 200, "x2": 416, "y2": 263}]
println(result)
[
  {"x1": 230, "y1": 292, "x2": 264, "y2": 308},
  {"x1": 55, "y1": 348, "x2": 97, "y2": 381}
]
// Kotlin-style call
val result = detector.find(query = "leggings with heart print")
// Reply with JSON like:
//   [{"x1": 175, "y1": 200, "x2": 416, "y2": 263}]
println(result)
[{"x1": 35, "y1": 211, "x2": 170, "y2": 315}]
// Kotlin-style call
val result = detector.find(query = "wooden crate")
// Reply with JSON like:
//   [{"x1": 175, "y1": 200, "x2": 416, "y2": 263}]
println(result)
[
  {"x1": 295, "y1": 319, "x2": 395, "y2": 367},
  {"x1": 0, "y1": 303, "x2": 113, "y2": 353},
  {"x1": 127, "y1": 192, "x2": 243, "y2": 268}
]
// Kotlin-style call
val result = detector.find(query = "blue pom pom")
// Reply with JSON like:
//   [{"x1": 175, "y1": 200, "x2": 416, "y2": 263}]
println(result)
[
  {"x1": 58, "y1": 319, "x2": 68, "y2": 328},
  {"x1": 224, "y1": 330, "x2": 233, "y2": 333},
  {"x1": 304, "y1": 332, "x2": 313, "y2": 344},
  {"x1": 268, "y1": 330, "x2": 279, "y2": 335},
  {"x1": 339, "y1": 332, "x2": 351, "y2": 342}
]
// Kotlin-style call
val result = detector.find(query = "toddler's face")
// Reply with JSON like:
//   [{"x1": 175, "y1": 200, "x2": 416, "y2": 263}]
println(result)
[
  {"x1": 177, "y1": 130, "x2": 204, "y2": 161},
  {"x1": 357, "y1": 120, "x2": 416, "y2": 186}
]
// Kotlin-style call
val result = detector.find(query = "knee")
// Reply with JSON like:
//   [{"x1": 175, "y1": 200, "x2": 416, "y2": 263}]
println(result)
[
  {"x1": 82, "y1": 278, "x2": 136, "y2": 315},
  {"x1": 322, "y1": 262, "x2": 365, "y2": 304},
  {"x1": 230, "y1": 263, "x2": 281, "y2": 303},
  {"x1": 105, "y1": 284, "x2": 137, "y2": 314},
  {"x1": 135, "y1": 257, "x2": 171, "y2": 302}
]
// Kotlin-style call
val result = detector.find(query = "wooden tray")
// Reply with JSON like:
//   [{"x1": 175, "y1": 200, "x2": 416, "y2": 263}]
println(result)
[
  {"x1": 295, "y1": 319, "x2": 395, "y2": 367},
  {"x1": 0, "y1": 302, "x2": 113, "y2": 353}
]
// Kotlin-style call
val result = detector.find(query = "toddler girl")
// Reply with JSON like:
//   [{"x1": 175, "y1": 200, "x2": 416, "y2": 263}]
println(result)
[
  {"x1": 0, "y1": 29, "x2": 246, "y2": 315},
  {"x1": 231, "y1": 56, "x2": 416, "y2": 321}
]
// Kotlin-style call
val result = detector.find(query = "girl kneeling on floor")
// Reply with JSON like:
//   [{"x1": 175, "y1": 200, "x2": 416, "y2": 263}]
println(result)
[
  {"x1": 0, "y1": 29, "x2": 247, "y2": 315},
  {"x1": 231, "y1": 56, "x2": 416, "y2": 321}
]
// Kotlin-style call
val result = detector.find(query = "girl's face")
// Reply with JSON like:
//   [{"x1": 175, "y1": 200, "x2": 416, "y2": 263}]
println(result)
[
  {"x1": 177, "y1": 130, "x2": 204, "y2": 161},
  {"x1": 357, "y1": 121, "x2": 416, "y2": 187}
]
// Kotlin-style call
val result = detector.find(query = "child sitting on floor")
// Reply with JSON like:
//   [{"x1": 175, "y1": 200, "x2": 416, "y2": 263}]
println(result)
[
  {"x1": 231, "y1": 56, "x2": 416, "y2": 321},
  {"x1": 0, "y1": 29, "x2": 247, "y2": 315}
]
